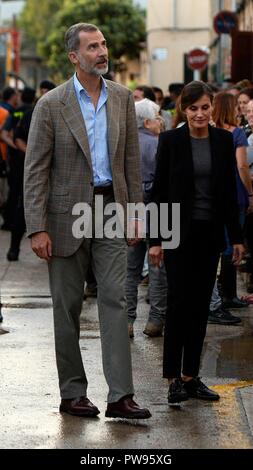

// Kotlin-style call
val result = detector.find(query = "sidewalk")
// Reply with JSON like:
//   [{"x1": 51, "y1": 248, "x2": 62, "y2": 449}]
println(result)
[{"x1": 0, "y1": 230, "x2": 253, "y2": 449}]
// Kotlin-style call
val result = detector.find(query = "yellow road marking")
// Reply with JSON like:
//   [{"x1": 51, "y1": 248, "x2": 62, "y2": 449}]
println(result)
[
  {"x1": 209, "y1": 381, "x2": 253, "y2": 448},
  {"x1": 212, "y1": 380, "x2": 253, "y2": 393}
]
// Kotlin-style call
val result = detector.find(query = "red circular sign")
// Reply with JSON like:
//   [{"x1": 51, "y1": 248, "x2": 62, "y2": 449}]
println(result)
[{"x1": 187, "y1": 49, "x2": 208, "y2": 71}]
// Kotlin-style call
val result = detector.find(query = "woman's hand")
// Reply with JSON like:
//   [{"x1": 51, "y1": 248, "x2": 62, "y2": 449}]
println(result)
[{"x1": 149, "y1": 246, "x2": 164, "y2": 267}]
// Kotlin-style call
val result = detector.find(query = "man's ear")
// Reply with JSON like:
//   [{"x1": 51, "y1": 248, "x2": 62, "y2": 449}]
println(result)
[
  {"x1": 68, "y1": 51, "x2": 78, "y2": 65},
  {"x1": 143, "y1": 118, "x2": 150, "y2": 129}
]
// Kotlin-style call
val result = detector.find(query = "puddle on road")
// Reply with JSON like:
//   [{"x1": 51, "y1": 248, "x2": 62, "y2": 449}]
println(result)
[
  {"x1": 80, "y1": 335, "x2": 100, "y2": 340},
  {"x1": 8, "y1": 295, "x2": 51, "y2": 298},
  {"x1": 2, "y1": 294, "x2": 52, "y2": 309},
  {"x1": 202, "y1": 331, "x2": 253, "y2": 380},
  {"x1": 2, "y1": 303, "x2": 52, "y2": 309},
  {"x1": 216, "y1": 334, "x2": 253, "y2": 380},
  {"x1": 80, "y1": 319, "x2": 99, "y2": 331},
  {"x1": 79, "y1": 318, "x2": 100, "y2": 339},
  {"x1": 1, "y1": 295, "x2": 52, "y2": 309}
]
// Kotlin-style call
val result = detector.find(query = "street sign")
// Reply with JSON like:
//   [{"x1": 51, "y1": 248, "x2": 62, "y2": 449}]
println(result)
[
  {"x1": 187, "y1": 48, "x2": 208, "y2": 71},
  {"x1": 213, "y1": 10, "x2": 238, "y2": 35}
]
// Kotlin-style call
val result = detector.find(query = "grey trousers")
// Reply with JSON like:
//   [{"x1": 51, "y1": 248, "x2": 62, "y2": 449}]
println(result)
[
  {"x1": 126, "y1": 241, "x2": 167, "y2": 325},
  {"x1": 48, "y1": 212, "x2": 134, "y2": 403}
]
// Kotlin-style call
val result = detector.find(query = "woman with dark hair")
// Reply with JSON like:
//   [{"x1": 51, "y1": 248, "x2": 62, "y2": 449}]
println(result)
[
  {"x1": 212, "y1": 92, "x2": 253, "y2": 210},
  {"x1": 149, "y1": 81, "x2": 244, "y2": 405},
  {"x1": 237, "y1": 87, "x2": 253, "y2": 136},
  {"x1": 212, "y1": 92, "x2": 253, "y2": 309}
]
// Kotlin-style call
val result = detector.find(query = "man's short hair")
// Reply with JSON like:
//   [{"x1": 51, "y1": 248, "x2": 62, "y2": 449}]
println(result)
[
  {"x1": 21, "y1": 87, "x2": 36, "y2": 104},
  {"x1": 2, "y1": 86, "x2": 16, "y2": 102},
  {"x1": 39, "y1": 80, "x2": 56, "y2": 91},
  {"x1": 135, "y1": 85, "x2": 156, "y2": 102},
  {"x1": 65, "y1": 23, "x2": 99, "y2": 52},
  {"x1": 168, "y1": 83, "x2": 184, "y2": 96}
]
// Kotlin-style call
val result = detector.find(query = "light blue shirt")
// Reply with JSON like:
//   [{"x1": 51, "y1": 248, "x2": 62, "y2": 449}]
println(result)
[{"x1": 73, "y1": 73, "x2": 112, "y2": 186}]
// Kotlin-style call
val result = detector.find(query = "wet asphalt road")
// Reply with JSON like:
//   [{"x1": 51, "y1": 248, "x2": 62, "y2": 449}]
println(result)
[{"x1": 1, "y1": 230, "x2": 253, "y2": 449}]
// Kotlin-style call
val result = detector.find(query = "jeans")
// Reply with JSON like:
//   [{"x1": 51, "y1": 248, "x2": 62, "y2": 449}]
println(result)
[
  {"x1": 126, "y1": 241, "x2": 167, "y2": 325},
  {"x1": 209, "y1": 279, "x2": 222, "y2": 312}
]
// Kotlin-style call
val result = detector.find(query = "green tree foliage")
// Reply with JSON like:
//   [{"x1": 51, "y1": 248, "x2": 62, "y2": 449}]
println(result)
[
  {"x1": 19, "y1": 0, "x2": 62, "y2": 52},
  {"x1": 20, "y1": 0, "x2": 146, "y2": 80}
]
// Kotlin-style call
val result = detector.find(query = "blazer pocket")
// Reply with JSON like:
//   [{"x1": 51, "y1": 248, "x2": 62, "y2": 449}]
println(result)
[{"x1": 47, "y1": 193, "x2": 70, "y2": 214}]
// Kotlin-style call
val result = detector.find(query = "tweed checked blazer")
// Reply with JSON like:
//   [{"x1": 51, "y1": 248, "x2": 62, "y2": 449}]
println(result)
[{"x1": 24, "y1": 78, "x2": 142, "y2": 257}]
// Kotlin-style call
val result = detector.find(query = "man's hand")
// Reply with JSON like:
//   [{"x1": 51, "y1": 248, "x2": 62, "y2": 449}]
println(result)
[
  {"x1": 31, "y1": 232, "x2": 52, "y2": 261},
  {"x1": 127, "y1": 219, "x2": 144, "y2": 246},
  {"x1": 149, "y1": 246, "x2": 164, "y2": 267},
  {"x1": 232, "y1": 244, "x2": 245, "y2": 266}
]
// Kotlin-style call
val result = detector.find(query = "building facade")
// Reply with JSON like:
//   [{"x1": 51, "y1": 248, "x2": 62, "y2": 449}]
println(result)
[
  {"x1": 147, "y1": 0, "x2": 212, "y2": 91},
  {"x1": 232, "y1": 0, "x2": 253, "y2": 82}
]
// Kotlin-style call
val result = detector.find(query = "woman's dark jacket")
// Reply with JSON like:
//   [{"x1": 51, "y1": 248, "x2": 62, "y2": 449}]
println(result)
[{"x1": 149, "y1": 123, "x2": 243, "y2": 251}]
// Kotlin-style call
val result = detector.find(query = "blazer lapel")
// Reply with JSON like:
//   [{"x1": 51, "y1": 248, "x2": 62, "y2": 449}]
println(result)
[
  {"x1": 208, "y1": 124, "x2": 221, "y2": 196},
  {"x1": 106, "y1": 81, "x2": 120, "y2": 165},
  {"x1": 60, "y1": 78, "x2": 93, "y2": 171},
  {"x1": 179, "y1": 123, "x2": 194, "y2": 178}
]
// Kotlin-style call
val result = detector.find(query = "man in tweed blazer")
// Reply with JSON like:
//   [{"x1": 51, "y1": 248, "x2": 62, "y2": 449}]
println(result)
[{"x1": 24, "y1": 23, "x2": 151, "y2": 420}]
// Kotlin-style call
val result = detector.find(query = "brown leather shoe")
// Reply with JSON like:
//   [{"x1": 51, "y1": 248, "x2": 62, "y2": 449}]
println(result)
[
  {"x1": 105, "y1": 395, "x2": 151, "y2": 419},
  {"x1": 59, "y1": 397, "x2": 100, "y2": 417}
]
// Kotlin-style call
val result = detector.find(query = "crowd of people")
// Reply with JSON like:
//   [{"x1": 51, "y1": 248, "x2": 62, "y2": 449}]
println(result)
[
  {"x1": 0, "y1": 80, "x2": 56, "y2": 261},
  {"x1": 0, "y1": 21, "x2": 252, "y2": 415}
]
